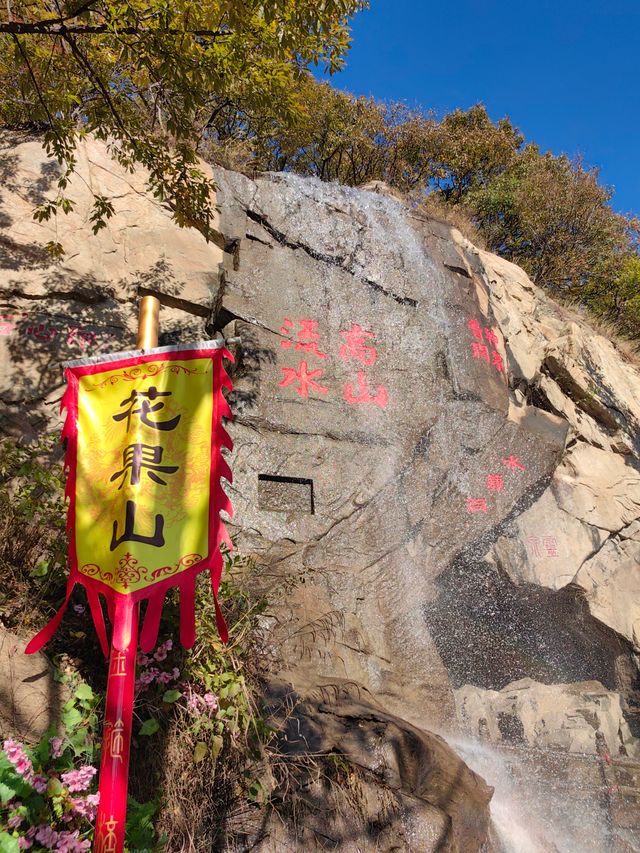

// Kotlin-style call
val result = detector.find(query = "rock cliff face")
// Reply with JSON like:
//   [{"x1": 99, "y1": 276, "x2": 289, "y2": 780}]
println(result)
[{"x1": 2, "y1": 133, "x2": 640, "y2": 850}]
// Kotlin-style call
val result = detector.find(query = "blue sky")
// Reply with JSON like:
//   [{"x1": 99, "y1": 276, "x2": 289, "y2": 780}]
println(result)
[{"x1": 323, "y1": 0, "x2": 639, "y2": 216}]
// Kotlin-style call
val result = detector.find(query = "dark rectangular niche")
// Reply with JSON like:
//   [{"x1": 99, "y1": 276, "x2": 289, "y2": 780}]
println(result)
[{"x1": 258, "y1": 474, "x2": 314, "y2": 514}]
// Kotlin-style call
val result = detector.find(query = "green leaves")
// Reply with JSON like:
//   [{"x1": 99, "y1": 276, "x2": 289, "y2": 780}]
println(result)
[
  {"x1": 89, "y1": 194, "x2": 115, "y2": 234},
  {"x1": 193, "y1": 741, "x2": 207, "y2": 763},
  {"x1": 1, "y1": 0, "x2": 368, "y2": 249},
  {"x1": 162, "y1": 689, "x2": 181, "y2": 704},
  {"x1": 139, "y1": 718, "x2": 160, "y2": 736},
  {"x1": 75, "y1": 683, "x2": 94, "y2": 703},
  {"x1": 0, "y1": 831, "x2": 20, "y2": 853},
  {"x1": 61, "y1": 703, "x2": 83, "y2": 731}
]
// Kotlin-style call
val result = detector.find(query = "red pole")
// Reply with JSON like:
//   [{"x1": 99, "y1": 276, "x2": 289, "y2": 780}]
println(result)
[
  {"x1": 94, "y1": 607, "x2": 139, "y2": 853},
  {"x1": 94, "y1": 295, "x2": 160, "y2": 853}
]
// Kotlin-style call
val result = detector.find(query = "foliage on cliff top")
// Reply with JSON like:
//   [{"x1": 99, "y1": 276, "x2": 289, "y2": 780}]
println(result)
[
  {"x1": 0, "y1": 0, "x2": 367, "y2": 242},
  {"x1": 205, "y1": 77, "x2": 640, "y2": 345},
  {"x1": 1, "y1": 1, "x2": 638, "y2": 345}
]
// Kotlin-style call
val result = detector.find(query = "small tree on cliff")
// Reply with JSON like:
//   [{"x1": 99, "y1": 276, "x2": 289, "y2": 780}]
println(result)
[{"x1": 0, "y1": 0, "x2": 367, "y2": 244}]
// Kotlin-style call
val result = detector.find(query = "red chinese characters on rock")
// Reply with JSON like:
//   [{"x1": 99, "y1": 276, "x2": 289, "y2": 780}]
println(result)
[
  {"x1": 466, "y1": 498, "x2": 487, "y2": 513},
  {"x1": 279, "y1": 360, "x2": 329, "y2": 398},
  {"x1": 503, "y1": 455, "x2": 525, "y2": 471},
  {"x1": 278, "y1": 317, "x2": 388, "y2": 408},
  {"x1": 526, "y1": 535, "x2": 559, "y2": 559},
  {"x1": 280, "y1": 318, "x2": 327, "y2": 358},
  {"x1": 467, "y1": 319, "x2": 505, "y2": 374},
  {"x1": 344, "y1": 371, "x2": 388, "y2": 408},
  {"x1": 0, "y1": 313, "x2": 101, "y2": 349},
  {"x1": 339, "y1": 323, "x2": 377, "y2": 366},
  {"x1": 471, "y1": 342, "x2": 490, "y2": 363},
  {"x1": 466, "y1": 456, "x2": 527, "y2": 514},
  {"x1": 486, "y1": 474, "x2": 504, "y2": 492},
  {"x1": 339, "y1": 323, "x2": 387, "y2": 408}
]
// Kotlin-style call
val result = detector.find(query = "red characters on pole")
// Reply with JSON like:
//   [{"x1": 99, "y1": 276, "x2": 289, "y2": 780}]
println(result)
[
  {"x1": 95, "y1": 816, "x2": 119, "y2": 853},
  {"x1": 109, "y1": 651, "x2": 127, "y2": 678}
]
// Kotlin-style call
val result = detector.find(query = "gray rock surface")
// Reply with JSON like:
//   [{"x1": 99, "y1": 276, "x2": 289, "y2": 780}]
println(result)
[
  {"x1": 2, "y1": 134, "x2": 640, "y2": 850},
  {"x1": 255, "y1": 680, "x2": 492, "y2": 853},
  {"x1": 215, "y1": 167, "x2": 570, "y2": 733},
  {"x1": 455, "y1": 677, "x2": 640, "y2": 757}
]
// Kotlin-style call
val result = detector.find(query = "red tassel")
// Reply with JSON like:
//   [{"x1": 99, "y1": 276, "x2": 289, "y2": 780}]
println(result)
[
  {"x1": 140, "y1": 591, "x2": 166, "y2": 653},
  {"x1": 25, "y1": 577, "x2": 75, "y2": 654},
  {"x1": 86, "y1": 587, "x2": 109, "y2": 658},
  {"x1": 179, "y1": 576, "x2": 197, "y2": 649}
]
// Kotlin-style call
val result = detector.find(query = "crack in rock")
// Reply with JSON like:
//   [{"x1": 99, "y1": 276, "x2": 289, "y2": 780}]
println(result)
[{"x1": 245, "y1": 208, "x2": 418, "y2": 308}]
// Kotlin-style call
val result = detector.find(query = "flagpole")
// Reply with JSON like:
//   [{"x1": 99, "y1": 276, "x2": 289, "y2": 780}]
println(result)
[{"x1": 94, "y1": 295, "x2": 160, "y2": 853}]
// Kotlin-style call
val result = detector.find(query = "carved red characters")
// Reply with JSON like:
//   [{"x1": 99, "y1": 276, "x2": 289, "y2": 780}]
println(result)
[
  {"x1": 278, "y1": 317, "x2": 388, "y2": 408},
  {"x1": 467, "y1": 318, "x2": 505, "y2": 374}
]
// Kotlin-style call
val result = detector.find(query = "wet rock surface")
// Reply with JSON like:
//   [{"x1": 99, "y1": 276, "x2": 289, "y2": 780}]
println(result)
[
  {"x1": 2, "y1": 135, "x2": 640, "y2": 849},
  {"x1": 251, "y1": 680, "x2": 492, "y2": 853}
]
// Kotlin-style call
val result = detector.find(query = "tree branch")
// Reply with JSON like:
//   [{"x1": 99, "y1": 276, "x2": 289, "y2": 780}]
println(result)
[
  {"x1": 60, "y1": 30, "x2": 128, "y2": 135},
  {"x1": 0, "y1": 20, "x2": 229, "y2": 35},
  {"x1": 11, "y1": 32, "x2": 55, "y2": 126}
]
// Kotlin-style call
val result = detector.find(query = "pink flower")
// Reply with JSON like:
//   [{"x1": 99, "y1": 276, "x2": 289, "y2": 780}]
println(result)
[
  {"x1": 49, "y1": 736, "x2": 64, "y2": 758},
  {"x1": 8, "y1": 810, "x2": 23, "y2": 829},
  {"x1": 32, "y1": 774, "x2": 47, "y2": 793},
  {"x1": 3, "y1": 738, "x2": 33, "y2": 781},
  {"x1": 164, "y1": 639, "x2": 173, "y2": 651},
  {"x1": 186, "y1": 689, "x2": 201, "y2": 713},
  {"x1": 61, "y1": 766, "x2": 96, "y2": 793},
  {"x1": 35, "y1": 825, "x2": 59, "y2": 847},
  {"x1": 203, "y1": 693, "x2": 218, "y2": 714},
  {"x1": 71, "y1": 793, "x2": 99, "y2": 820},
  {"x1": 154, "y1": 647, "x2": 168, "y2": 661},
  {"x1": 156, "y1": 671, "x2": 172, "y2": 684},
  {"x1": 171, "y1": 667, "x2": 180, "y2": 680},
  {"x1": 136, "y1": 652, "x2": 150, "y2": 667},
  {"x1": 18, "y1": 839, "x2": 33, "y2": 850},
  {"x1": 139, "y1": 668, "x2": 158, "y2": 686},
  {"x1": 55, "y1": 830, "x2": 91, "y2": 852}
]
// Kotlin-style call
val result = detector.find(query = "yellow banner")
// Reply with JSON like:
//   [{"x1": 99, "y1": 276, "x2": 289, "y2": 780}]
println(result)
[{"x1": 75, "y1": 358, "x2": 214, "y2": 594}]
